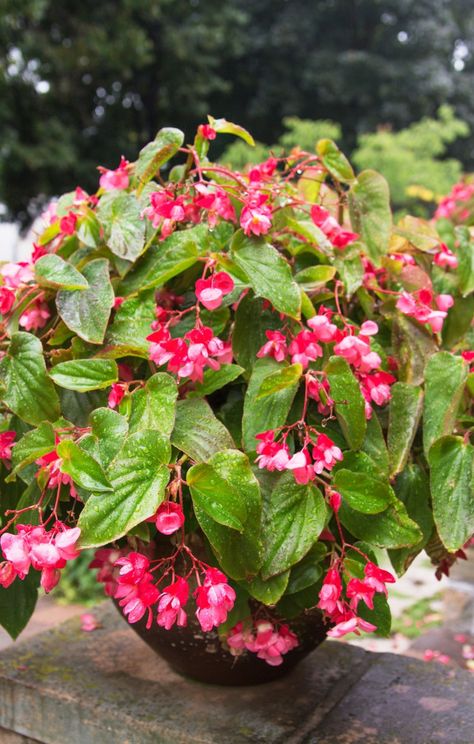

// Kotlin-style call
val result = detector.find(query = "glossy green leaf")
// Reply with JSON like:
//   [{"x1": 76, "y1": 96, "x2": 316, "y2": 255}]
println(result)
[
  {"x1": 392, "y1": 314, "x2": 438, "y2": 386},
  {"x1": 171, "y1": 398, "x2": 235, "y2": 462},
  {"x1": 89, "y1": 407, "x2": 128, "y2": 466},
  {"x1": 49, "y1": 359, "x2": 118, "y2": 392},
  {"x1": 456, "y1": 227, "x2": 474, "y2": 297},
  {"x1": 388, "y1": 383, "x2": 423, "y2": 476},
  {"x1": 129, "y1": 372, "x2": 178, "y2": 437},
  {"x1": 317, "y1": 138, "x2": 355, "y2": 183},
  {"x1": 262, "y1": 472, "x2": 327, "y2": 578},
  {"x1": 285, "y1": 544, "x2": 326, "y2": 594},
  {"x1": 240, "y1": 571, "x2": 289, "y2": 605},
  {"x1": 100, "y1": 291, "x2": 155, "y2": 359},
  {"x1": 333, "y1": 469, "x2": 391, "y2": 514},
  {"x1": 335, "y1": 247, "x2": 364, "y2": 297},
  {"x1": 57, "y1": 440, "x2": 112, "y2": 492},
  {"x1": 339, "y1": 497, "x2": 422, "y2": 549},
  {"x1": 56, "y1": 259, "x2": 114, "y2": 344},
  {"x1": 325, "y1": 355, "x2": 366, "y2": 450},
  {"x1": 193, "y1": 364, "x2": 244, "y2": 396},
  {"x1": 349, "y1": 170, "x2": 392, "y2": 266},
  {"x1": 232, "y1": 294, "x2": 282, "y2": 373},
  {"x1": 78, "y1": 431, "x2": 170, "y2": 548},
  {"x1": 231, "y1": 232, "x2": 301, "y2": 319},
  {"x1": 361, "y1": 413, "x2": 389, "y2": 477},
  {"x1": 423, "y1": 352, "x2": 467, "y2": 456},
  {"x1": 34, "y1": 254, "x2": 88, "y2": 291},
  {"x1": 0, "y1": 571, "x2": 39, "y2": 640},
  {"x1": 209, "y1": 117, "x2": 255, "y2": 146},
  {"x1": 242, "y1": 358, "x2": 300, "y2": 452},
  {"x1": 0, "y1": 333, "x2": 60, "y2": 425},
  {"x1": 294, "y1": 265, "x2": 336, "y2": 290},
  {"x1": 118, "y1": 224, "x2": 207, "y2": 295},
  {"x1": 256, "y1": 363, "x2": 303, "y2": 399},
  {"x1": 428, "y1": 435, "x2": 474, "y2": 552},
  {"x1": 97, "y1": 191, "x2": 145, "y2": 261},
  {"x1": 188, "y1": 449, "x2": 259, "y2": 532},
  {"x1": 388, "y1": 465, "x2": 433, "y2": 575},
  {"x1": 442, "y1": 295, "x2": 474, "y2": 348},
  {"x1": 133, "y1": 127, "x2": 184, "y2": 193},
  {"x1": 10, "y1": 422, "x2": 55, "y2": 478}
]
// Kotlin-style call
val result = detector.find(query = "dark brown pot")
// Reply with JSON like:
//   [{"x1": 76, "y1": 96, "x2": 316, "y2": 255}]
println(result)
[{"x1": 114, "y1": 599, "x2": 327, "y2": 685}]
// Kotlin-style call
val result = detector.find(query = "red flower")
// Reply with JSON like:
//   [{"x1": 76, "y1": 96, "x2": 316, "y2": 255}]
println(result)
[
  {"x1": 154, "y1": 501, "x2": 185, "y2": 535},
  {"x1": 0, "y1": 431, "x2": 16, "y2": 461},
  {"x1": 257, "y1": 330, "x2": 289, "y2": 363},
  {"x1": 199, "y1": 124, "x2": 217, "y2": 140},
  {"x1": 240, "y1": 193, "x2": 272, "y2": 236},
  {"x1": 59, "y1": 212, "x2": 78, "y2": 236},
  {"x1": 98, "y1": 156, "x2": 130, "y2": 191},
  {"x1": 195, "y1": 271, "x2": 234, "y2": 311},
  {"x1": 194, "y1": 568, "x2": 236, "y2": 632},
  {"x1": 156, "y1": 577, "x2": 189, "y2": 630}
]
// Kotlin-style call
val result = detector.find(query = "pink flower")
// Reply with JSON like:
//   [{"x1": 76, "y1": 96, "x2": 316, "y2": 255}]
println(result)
[
  {"x1": 195, "y1": 271, "x2": 234, "y2": 311},
  {"x1": 328, "y1": 490, "x2": 342, "y2": 513},
  {"x1": 434, "y1": 243, "x2": 458, "y2": 269},
  {"x1": 286, "y1": 448, "x2": 315, "y2": 485},
  {"x1": 240, "y1": 193, "x2": 272, "y2": 236},
  {"x1": 154, "y1": 501, "x2": 185, "y2": 535},
  {"x1": 289, "y1": 330, "x2": 323, "y2": 369},
  {"x1": 0, "y1": 431, "x2": 16, "y2": 461},
  {"x1": 246, "y1": 621, "x2": 299, "y2": 666},
  {"x1": 193, "y1": 184, "x2": 236, "y2": 226},
  {"x1": 396, "y1": 290, "x2": 451, "y2": 334},
  {"x1": 307, "y1": 314, "x2": 338, "y2": 342},
  {"x1": 31, "y1": 244, "x2": 48, "y2": 263},
  {"x1": 0, "y1": 262, "x2": 34, "y2": 289},
  {"x1": 255, "y1": 430, "x2": 290, "y2": 471},
  {"x1": 142, "y1": 190, "x2": 186, "y2": 237},
  {"x1": 98, "y1": 156, "x2": 130, "y2": 191},
  {"x1": 199, "y1": 124, "x2": 217, "y2": 140},
  {"x1": 363, "y1": 562, "x2": 396, "y2": 596},
  {"x1": 312, "y1": 433, "x2": 343, "y2": 473},
  {"x1": 89, "y1": 548, "x2": 126, "y2": 597},
  {"x1": 0, "y1": 532, "x2": 31, "y2": 578},
  {"x1": 327, "y1": 614, "x2": 377, "y2": 638},
  {"x1": 59, "y1": 212, "x2": 78, "y2": 236},
  {"x1": 307, "y1": 377, "x2": 333, "y2": 414},
  {"x1": 19, "y1": 301, "x2": 50, "y2": 331},
  {"x1": 359, "y1": 371, "x2": 396, "y2": 411},
  {"x1": 0, "y1": 561, "x2": 17, "y2": 588},
  {"x1": 114, "y1": 552, "x2": 159, "y2": 627},
  {"x1": 248, "y1": 158, "x2": 278, "y2": 183},
  {"x1": 318, "y1": 567, "x2": 343, "y2": 615},
  {"x1": 80, "y1": 613, "x2": 99, "y2": 632},
  {"x1": 194, "y1": 567, "x2": 236, "y2": 632},
  {"x1": 436, "y1": 293, "x2": 454, "y2": 312},
  {"x1": 311, "y1": 205, "x2": 358, "y2": 249},
  {"x1": 256, "y1": 330, "x2": 288, "y2": 362},
  {"x1": 157, "y1": 577, "x2": 189, "y2": 630},
  {"x1": 36, "y1": 448, "x2": 77, "y2": 499},
  {"x1": 346, "y1": 578, "x2": 375, "y2": 611},
  {"x1": 334, "y1": 334, "x2": 381, "y2": 373},
  {"x1": 108, "y1": 383, "x2": 126, "y2": 409},
  {"x1": 0, "y1": 287, "x2": 15, "y2": 315}
]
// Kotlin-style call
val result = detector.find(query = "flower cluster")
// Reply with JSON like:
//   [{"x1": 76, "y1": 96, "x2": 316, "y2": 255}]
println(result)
[
  {"x1": 255, "y1": 429, "x2": 343, "y2": 485},
  {"x1": 435, "y1": 181, "x2": 474, "y2": 221},
  {"x1": 36, "y1": 446, "x2": 78, "y2": 499},
  {"x1": 147, "y1": 323, "x2": 232, "y2": 383},
  {"x1": 227, "y1": 620, "x2": 299, "y2": 666},
  {"x1": 318, "y1": 561, "x2": 395, "y2": 638},
  {"x1": 311, "y1": 205, "x2": 359, "y2": 249},
  {"x1": 0, "y1": 523, "x2": 80, "y2": 592},
  {"x1": 396, "y1": 289, "x2": 453, "y2": 334}
]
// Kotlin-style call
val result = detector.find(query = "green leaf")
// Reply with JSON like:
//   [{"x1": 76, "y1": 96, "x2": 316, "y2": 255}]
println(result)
[
  {"x1": 171, "y1": 398, "x2": 235, "y2": 462},
  {"x1": 193, "y1": 364, "x2": 244, "y2": 396},
  {"x1": 428, "y1": 435, "x2": 474, "y2": 552},
  {"x1": 423, "y1": 352, "x2": 467, "y2": 456},
  {"x1": 34, "y1": 254, "x2": 89, "y2": 291},
  {"x1": 262, "y1": 472, "x2": 327, "y2": 578},
  {"x1": 316, "y1": 138, "x2": 355, "y2": 183},
  {"x1": 442, "y1": 295, "x2": 474, "y2": 348},
  {"x1": 456, "y1": 227, "x2": 474, "y2": 296},
  {"x1": 294, "y1": 265, "x2": 336, "y2": 290},
  {"x1": 242, "y1": 358, "x2": 300, "y2": 452},
  {"x1": 333, "y1": 469, "x2": 391, "y2": 514},
  {"x1": 361, "y1": 413, "x2": 389, "y2": 477},
  {"x1": 392, "y1": 314, "x2": 438, "y2": 386},
  {"x1": 97, "y1": 191, "x2": 145, "y2": 261},
  {"x1": 335, "y1": 248, "x2": 364, "y2": 297},
  {"x1": 129, "y1": 372, "x2": 178, "y2": 437},
  {"x1": 0, "y1": 333, "x2": 60, "y2": 425},
  {"x1": 209, "y1": 117, "x2": 255, "y2": 146},
  {"x1": 118, "y1": 224, "x2": 207, "y2": 295},
  {"x1": 231, "y1": 232, "x2": 301, "y2": 319},
  {"x1": 388, "y1": 465, "x2": 433, "y2": 575},
  {"x1": 57, "y1": 440, "x2": 112, "y2": 492},
  {"x1": 339, "y1": 497, "x2": 422, "y2": 549},
  {"x1": 256, "y1": 363, "x2": 302, "y2": 399},
  {"x1": 133, "y1": 127, "x2": 184, "y2": 193},
  {"x1": 77, "y1": 210, "x2": 101, "y2": 248},
  {"x1": 0, "y1": 571, "x2": 39, "y2": 640},
  {"x1": 232, "y1": 293, "x2": 282, "y2": 373},
  {"x1": 325, "y1": 355, "x2": 366, "y2": 450},
  {"x1": 99, "y1": 291, "x2": 155, "y2": 359},
  {"x1": 240, "y1": 571, "x2": 289, "y2": 605},
  {"x1": 56, "y1": 258, "x2": 114, "y2": 344},
  {"x1": 349, "y1": 170, "x2": 392, "y2": 266},
  {"x1": 358, "y1": 591, "x2": 392, "y2": 637},
  {"x1": 10, "y1": 422, "x2": 55, "y2": 478},
  {"x1": 285, "y1": 544, "x2": 326, "y2": 595},
  {"x1": 387, "y1": 383, "x2": 423, "y2": 477},
  {"x1": 89, "y1": 407, "x2": 128, "y2": 466},
  {"x1": 78, "y1": 431, "x2": 170, "y2": 548},
  {"x1": 49, "y1": 359, "x2": 118, "y2": 392},
  {"x1": 188, "y1": 449, "x2": 260, "y2": 532}
]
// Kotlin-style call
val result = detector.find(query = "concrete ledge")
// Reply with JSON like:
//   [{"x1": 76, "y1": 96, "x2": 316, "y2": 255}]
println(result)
[{"x1": 0, "y1": 604, "x2": 472, "y2": 744}]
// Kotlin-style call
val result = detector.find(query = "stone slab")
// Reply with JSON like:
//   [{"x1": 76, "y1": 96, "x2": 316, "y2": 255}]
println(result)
[{"x1": 0, "y1": 604, "x2": 472, "y2": 744}]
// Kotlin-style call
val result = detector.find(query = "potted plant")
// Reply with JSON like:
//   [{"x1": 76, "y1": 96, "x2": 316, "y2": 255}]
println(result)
[{"x1": 0, "y1": 119, "x2": 472, "y2": 685}]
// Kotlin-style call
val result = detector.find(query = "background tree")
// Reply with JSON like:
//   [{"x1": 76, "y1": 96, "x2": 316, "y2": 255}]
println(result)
[{"x1": 1, "y1": 0, "x2": 474, "y2": 222}]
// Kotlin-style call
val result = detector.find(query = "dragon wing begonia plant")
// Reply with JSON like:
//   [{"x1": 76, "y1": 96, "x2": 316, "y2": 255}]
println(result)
[{"x1": 0, "y1": 118, "x2": 473, "y2": 663}]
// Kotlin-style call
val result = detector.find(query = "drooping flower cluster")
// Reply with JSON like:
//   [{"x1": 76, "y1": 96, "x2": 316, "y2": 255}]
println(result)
[
  {"x1": 0, "y1": 523, "x2": 80, "y2": 592},
  {"x1": 227, "y1": 620, "x2": 299, "y2": 666},
  {"x1": 318, "y1": 560, "x2": 395, "y2": 638},
  {"x1": 98, "y1": 156, "x2": 130, "y2": 192},
  {"x1": 0, "y1": 431, "x2": 16, "y2": 464},
  {"x1": 396, "y1": 288, "x2": 453, "y2": 334},
  {"x1": 147, "y1": 323, "x2": 232, "y2": 383},
  {"x1": 255, "y1": 429, "x2": 343, "y2": 485},
  {"x1": 311, "y1": 205, "x2": 359, "y2": 249},
  {"x1": 434, "y1": 181, "x2": 474, "y2": 221}
]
